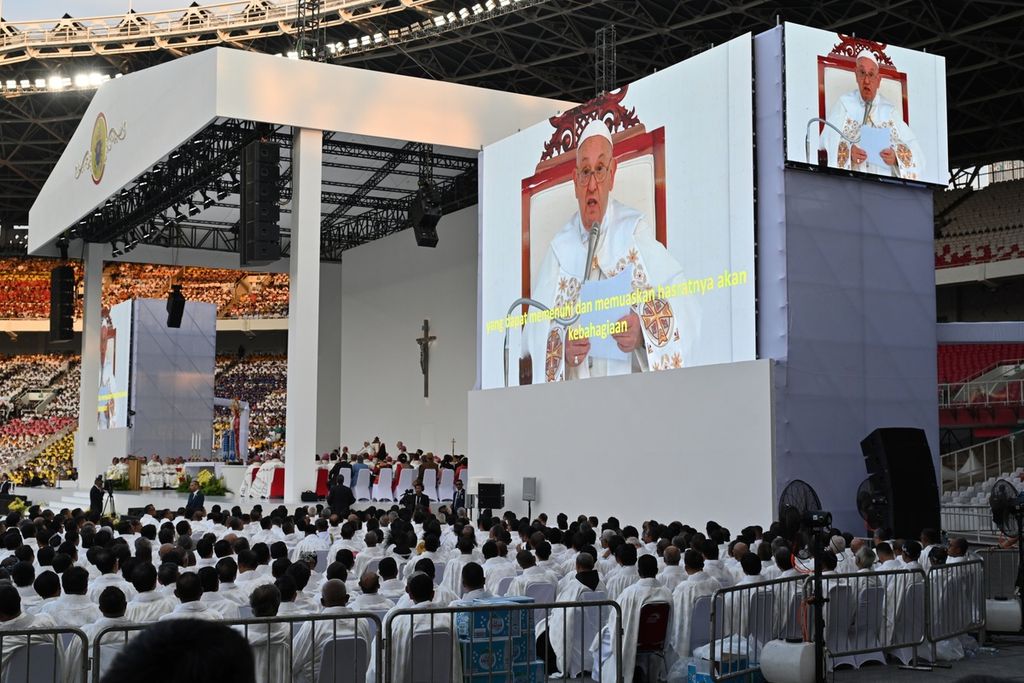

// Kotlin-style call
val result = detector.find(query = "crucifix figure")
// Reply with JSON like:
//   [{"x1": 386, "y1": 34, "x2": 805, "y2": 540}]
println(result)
[{"x1": 416, "y1": 319, "x2": 436, "y2": 398}]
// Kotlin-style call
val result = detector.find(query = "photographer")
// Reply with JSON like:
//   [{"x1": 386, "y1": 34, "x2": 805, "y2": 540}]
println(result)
[
  {"x1": 90, "y1": 475, "x2": 106, "y2": 515},
  {"x1": 399, "y1": 480, "x2": 430, "y2": 512}
]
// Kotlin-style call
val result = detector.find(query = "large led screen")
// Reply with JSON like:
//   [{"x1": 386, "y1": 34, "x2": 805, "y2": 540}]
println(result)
[
  {"x1": 479, "y1": 35, "x2": 756, "y2": 389},
  {"x1": 784, "y1": 23, "x2": 948, "y2": 185},
  {"x1": 97, "y1": 299, "x2": 132, "y2": 429}
]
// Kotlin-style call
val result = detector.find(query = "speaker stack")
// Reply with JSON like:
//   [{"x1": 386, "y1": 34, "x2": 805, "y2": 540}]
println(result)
[
  {"x1": 859, "y1": 427, "x2": 941, "y2": 539},
  {"x1": 166, "y1": 284, "x2": 186, "y2": 328},
  {"x1": 410, "y1": 182, "x2": 441, "y2": 248},
  {"x1": 49, "y1": 265, "x2": 75, "y2": 342},
  {"x1": 240, "y1": 140, "x2": 282, "y2": 266}
]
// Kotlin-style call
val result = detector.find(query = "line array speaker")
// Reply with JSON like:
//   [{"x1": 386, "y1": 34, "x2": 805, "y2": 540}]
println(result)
[
  {"x1": 49, "y1": 265, "x2": 74, "y2": 342},
  {"x1": 166, "y1": 284, "x2": 186, "y2": 328},
  {"x1": 859, "y1": 427, "x2": 941, "y2": 539},
  {"x1": 240, "y1": 140, "x2": 281, "y2": 266}
]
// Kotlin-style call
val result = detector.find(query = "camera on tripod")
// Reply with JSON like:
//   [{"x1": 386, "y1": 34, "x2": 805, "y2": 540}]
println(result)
[{"x1": 103, "y1": 479, "x2": 116, "y2": 495}]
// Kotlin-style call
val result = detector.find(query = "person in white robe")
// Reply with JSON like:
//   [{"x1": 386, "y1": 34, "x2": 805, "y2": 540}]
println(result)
[
  {"x1": 525, "y1": 119, "x2": 696, "y2": 384},
  {"x1": 36, "y1": 567, "x2": 101, "y2": 628},
  {"x1": 536, "y1": 551, "x2": 604, "y2": 677},
  {"x1": 159, "y1": 573, "x2": 220, "y2": 622},
  {"x1": 0, "y1": 586, "x2": 59, "y2": 670},
  {"x1": 63, "y1": 587, "x2": 134, "y2": 683},
  {"x1": 237, "y1": 584, "x2": 292, "y2": 683},
  {"x1": 698, "y1": 540, "x2": 734, "y2": 589},
  {"x1": 440, "y1": 538, "x2": 477, "y2": 598},
  {"x1": 657, "y1": 546, "x2": 687, "y2": 592},
  {"x1": 767, "y1": 548, "x2": 805, "y2": 638},
  {"x1": 590, "y1": 555, "x2": 672, "y2": 683},
  {"x1": 884, "y1": 541, "x2": 924, "y2": 644},
  {"x1": 604, "y1": 545, "x2": 641, "y2": 601},
  {"x1": 505, "y1": 550, "x2": 559, "y2": 598},
  {"x1": 237, "y1": 459, "x2": 263, "y2": 498},
  {"x1": 668, "y1": 549, "x2": 722, "y2": 660},
  {"x1": 351, "y1": 573, "x2": 397, "y2": 613},
  {"x1": 820, "y1": 50, "x2": 924, "y2": 180},
  {"x1": 353, "y1": 532, "x2": 387, "y2": 578},
  {"x1": 250, "y1": 455, "x2": 284, "y2": 498},
  {"x1": 139, "y1": 456, "x2": 154, "y2": 490},
  {"x1": 292, "y1": 580, "x2": 374, "y2": 683},
  {"x1": 125, "y1": 564, "x2": 176, "y2": 623},
  {"x1": 385, "y1": 573, "x2": 461, "y2": 683},
  {"x1": 482, "y1": 542, "x2": 518, "y2": 595}
]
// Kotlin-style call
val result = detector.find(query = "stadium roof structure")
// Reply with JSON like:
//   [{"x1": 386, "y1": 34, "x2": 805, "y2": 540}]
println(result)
[{"x1": 4, "y1": 0, "x2": 1024, "y2": 242}]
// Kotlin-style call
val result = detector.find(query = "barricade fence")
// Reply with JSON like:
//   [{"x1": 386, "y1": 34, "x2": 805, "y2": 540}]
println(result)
[
  {"x1": 0, "y1": 627, "x2": 89, "y2": 683},
  {"x1": 383, "y1": 599, "x2": 623, "y2": 683},
  {"x1": 705, "y1": 565, "x2": 991, "y2": 680},
  {"x1": 92, "y1": 612, "x2": 384, "y2": 683},
  {"x1": 941, "y1": 504, "x2": 1001, "y2": 542},
  {"x1": 975, "y1": 547, "x2": 1019, "y2": 599}
]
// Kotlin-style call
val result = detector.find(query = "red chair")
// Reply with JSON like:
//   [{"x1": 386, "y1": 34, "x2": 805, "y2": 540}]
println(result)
[{"x1": 635, "y1": 601, "x2": 671, "y2": 671}]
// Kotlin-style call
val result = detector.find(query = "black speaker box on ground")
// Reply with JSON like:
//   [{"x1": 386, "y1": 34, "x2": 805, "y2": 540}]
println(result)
[
  {"x1": 49, "y1": 265, "x2": 75, "y2": 342},
  {"x1": 860, "y1": 427, "x2": 941, "y2": 539},
  {"x1": 166, "y1": 284, "x2": 185, "y2": 328},
  {"x1": 477, "y1": 482, "x2": 504, "y2": 509},
  {"x1": 240, "y1": 140, "x2": 282, "y2": 265}
]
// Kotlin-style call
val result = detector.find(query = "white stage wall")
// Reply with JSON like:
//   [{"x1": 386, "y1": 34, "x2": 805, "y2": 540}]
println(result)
[
  {"x1": 468, "y1": 359, "x2": 776, "y2": 531},
  {"x1": 340, "y1": 207, "x2": 477, "y2": 455}
]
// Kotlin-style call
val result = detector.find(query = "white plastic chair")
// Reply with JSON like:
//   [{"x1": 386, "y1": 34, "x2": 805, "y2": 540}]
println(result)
[
  {"x1": 578, "y1": 590, "x2": 608, "y2": 676},
  {"x1": 340, "y1": 469, "x2": 351, "y2": 487},
  {"x1": 420, "y1": 469, "x2": 439, "y2": 501},
  {"x1": 436, "y1": 469, "x2": 455, "y2": 501},
  {"x1": 432, "y1": 561, "x2": 446, "y2": 587},
  {"x1": 352, "y1": 469, "x2": 372, "y2": 502},
  {"x1": 394, "y1": 467, "x2": 416, "y2": 496},
  {"x1": 373, "y1": 469, "x2": 395, "y2": 502},
  {"x1": 495, "y1": 575, "x2": 514, "y2": 596},
  {"x1": 239, "y1": 604, "x2": 253, "y2": 618},
  {"x1": 847, "y1": 584, "x2": 887, "y2": 668},
  {"x1": 407, "y1": 630, "x2": 452, "y2": 683},
  {"x1": 887, "y1": 582, "x2": 926, "y2": 666},
  {"x1": 824, "y1": 585, "x2": 854, "y2": 671},
  {"x1": 743, "y1": 590, "x2": 775, "y2": 661},
  {"x1": 3, "y1": 643, "x2": 59, "y2": 683},
  {"x1": 318, "y1": 636, "x2": 369, "y2": 683},
  {"x1": 689, "y1": 595, "x2": 713, "y2": 654},
  {"x1": 315, "y1": 549, "x2": 330, "y2": 574}
]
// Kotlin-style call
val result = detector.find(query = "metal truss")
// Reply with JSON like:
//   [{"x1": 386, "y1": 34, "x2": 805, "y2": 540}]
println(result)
[
  {"x1": 67, "y1": 119, "x2": 476, "y2": 262},
  {"x1": 2, "y1": 0, "x2": 1024, "y2": 231}
]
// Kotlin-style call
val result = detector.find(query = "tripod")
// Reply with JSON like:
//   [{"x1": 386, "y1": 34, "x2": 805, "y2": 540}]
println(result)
[{"x1": 102, "y1": 489, "x2": 117, "y2": 518}]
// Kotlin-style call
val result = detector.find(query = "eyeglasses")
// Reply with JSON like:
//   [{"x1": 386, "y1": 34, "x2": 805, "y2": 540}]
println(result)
[{"x1": 576, "y1": 164, "x2": 610, "y2": 186}]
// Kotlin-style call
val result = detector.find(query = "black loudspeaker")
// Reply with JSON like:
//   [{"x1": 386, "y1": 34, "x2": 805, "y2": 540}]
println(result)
[
  {"x1": 166, "y1": 284, "x2": 185, "y2": 328},
  {"x1": 240, "y1": 140, "x2": 281, "y2": 265},
  {"x1": 49, "y1": 265, "x2": 75, "y2": 342},
  {"x1": 477, "y1": 483, "x2": 505, "y2": 509},
  {"x1": 410, "y1": 183, "x2": 441, "y2": 248},
  {"x1": 860, "y1": 427, "x2": 941, "y2": 539}
]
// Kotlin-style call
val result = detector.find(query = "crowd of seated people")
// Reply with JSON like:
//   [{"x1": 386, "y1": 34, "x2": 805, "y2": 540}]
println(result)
[
  {"x1": 0, "y1": 354, "x2": 80, "y2": 481},
  {"x1": 214, "y1": 354, "x2": 288, "y2": 459},
  {"x1": 7, "y1": 431, "x2": 76, "y2": 487},
  {"x1": 0, "y1": 493, "x2": 985, "y2": 682},
  {"x1": 0, "y1": 258, "x2": 84, "y2": 320},
  {"x1": 0, "y1": 258, "x2": 290, "y2": 320},
  {"x1": 103, "y1": 263, "x2": 289, "y2": 319}
]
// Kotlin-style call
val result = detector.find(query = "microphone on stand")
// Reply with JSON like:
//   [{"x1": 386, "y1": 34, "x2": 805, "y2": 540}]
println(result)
[
  {"x1": 582, "y1": 221, "x2": 601, "y2": 285},
  {"x1": 804, "y1": 118, "x2": 860, "y2": 166},
  {"x1": 501, "y1": 221, "x2": 602, "y2": 387}
]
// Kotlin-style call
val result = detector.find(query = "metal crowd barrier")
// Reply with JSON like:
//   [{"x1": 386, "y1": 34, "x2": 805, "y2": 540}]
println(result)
[
  {"x1": 384, "y1": 599, "x2": 624, "y2": 683},
  {"x1": 707, "y1": 569, "x2": 942, "y2": 680},
  {"x1": 0, "y1": 627, "x2": 89, "y2": 683},
  {"x1": 926, "y1": 560, "x2": 986, "y2": 648},
  {"x1": 92, "y1": 612, "x2": 383, "y2": 683},
  {"x1": 708, "y1": 575, "x2": 805, "y2": 681},
  {"x1": 941, "y1": 504, "x2": 1000, "y2": 542},
  {"x1": 975, "y1": 547, "x2": 1019, "y2": 599}
]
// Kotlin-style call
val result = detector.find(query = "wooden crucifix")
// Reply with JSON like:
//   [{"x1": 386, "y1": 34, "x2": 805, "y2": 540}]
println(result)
[{"x1": 416, "y1": 319, "x2": 436, "y2": 398}]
